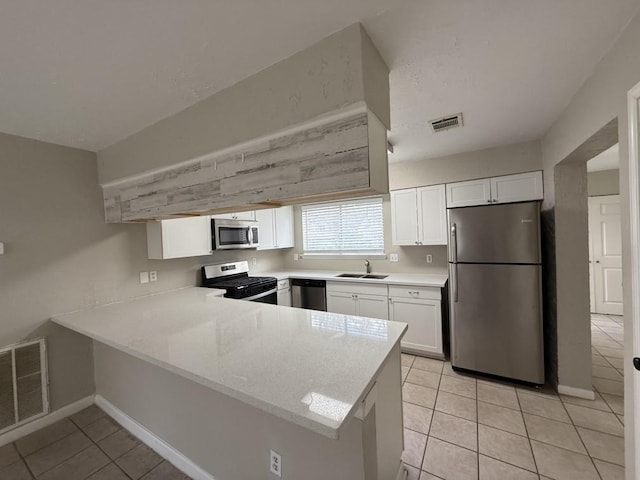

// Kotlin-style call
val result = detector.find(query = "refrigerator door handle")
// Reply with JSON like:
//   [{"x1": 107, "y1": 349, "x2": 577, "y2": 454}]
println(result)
[
  {"x1": 452, "y1": 263, "x2": 458, "y2": 302},
  {"x1": 450, "y1": 223, "x2": 458, "y2": 263}
]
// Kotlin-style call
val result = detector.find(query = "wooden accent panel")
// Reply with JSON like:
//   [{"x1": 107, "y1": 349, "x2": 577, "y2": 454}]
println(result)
[{"x1": 103, "y1": 110, "x2": 388, "y2": 223}]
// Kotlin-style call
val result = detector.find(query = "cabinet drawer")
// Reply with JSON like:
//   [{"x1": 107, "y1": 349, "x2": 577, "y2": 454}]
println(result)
[
  {"x1": 326, "y1": 281, "x2": 388, "y2": 296},
  {"x1": 277, "y1": 279, "x2": 290, "y2": 290},
  {"x1": 388, "y1": 285, "x2": 441, "y2": 301}
]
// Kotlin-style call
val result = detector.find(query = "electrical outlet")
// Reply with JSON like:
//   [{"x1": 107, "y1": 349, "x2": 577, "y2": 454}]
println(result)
[
  {"x1": 426, "y1": 254, "x2": 433, "y2": 264},
  {"x1": 139, "y1": 272, "x2": 149, "y2": 284},
  {"x1": 0, "y1": 242, "x2": 4, "y2": 255},
  {"x1": 252, "y1": 257, "x2": 257, "y2": 266},
  {"x1": 389, "y1": 253, "x2": 399, "y2": 262},
  {"x1": 149, "y1": 271, "x2": 157, "y2": 282},
  {"x1": 270, "y1": 450, "x2": 282, "y2": 477}
]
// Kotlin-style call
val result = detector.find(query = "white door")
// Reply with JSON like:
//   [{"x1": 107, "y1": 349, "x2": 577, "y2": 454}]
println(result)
[
  {"x1": 390, "y1": 189, "x2": 418, "y2": 245},
  {"x1": 356, "y1": 294, "x2": 389, "y2": 320},
  {"x1": 589, "y1": 195, "x2": 623, "y2": 315},
  {"x1": 326, "y1": 292, "x2": 357, "y2": 316},
  {"x1": 274, "y1": 206, "x2": 294, "y2": 248},
  {"x1": 445, "y1": 178, "x2": 492, "y2": 207},
  {"x1": 491, "y1": 171, "x2": 543, "y2": 204},
  {"x1": 389, "y1": 297, "x2": 442, "y2": 355},
  {"x1": 417, "y1": 185, "x2": 447, "y2": 245},
  {"x1": 255, "y1": 209, "x2": 275, "y2": 250},
  {"x1": 627, "y1": 81, "x2": 640, "y2": 478}
]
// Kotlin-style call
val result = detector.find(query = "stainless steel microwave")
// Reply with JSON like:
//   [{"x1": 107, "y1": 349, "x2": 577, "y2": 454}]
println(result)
[{"x1": 211, "y1": 219, "x2": 259, "y2": 250}]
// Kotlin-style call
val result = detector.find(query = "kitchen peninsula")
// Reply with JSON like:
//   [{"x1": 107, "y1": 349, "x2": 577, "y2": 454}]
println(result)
[{"x1": 51, "y1": 287, "x2": 407, "y2": 480}]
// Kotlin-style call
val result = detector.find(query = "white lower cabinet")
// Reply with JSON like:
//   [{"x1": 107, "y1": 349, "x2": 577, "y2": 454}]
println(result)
[
  {"x1": 388, "y1": 285, "x2": 443, "y2": 357},
  {"x1": 326, "y1": 282, "x2": 389, "y2": 320},
  {"x1": 277, "y1": 279, "x2": 291, "y2": 307},
  {"x1": 325, "y1": 281, "x2": 443, "y2": 357}
]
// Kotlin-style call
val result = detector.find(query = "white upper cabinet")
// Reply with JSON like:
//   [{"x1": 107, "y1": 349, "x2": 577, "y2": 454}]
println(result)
[
  {"x1": 445, "y1": 178, "x2": 492, "y2": 208},
  {"x1": 391, "y1": 185, "x2": 447, "y2": 246},
  {"x1": 446, "y1": 171, "x2": 543, "y2": 208},
  {"x1": 490, "y1": 171, "x2": 543, "y2": 204},
  {"x1": 256, "y1": 206, "x2": 294, "y2": 250},
  {"x1": 390, "y1": 189, "x2": 419, "y2": 245},
  {"x1": 212, "y1": 211, "x2": 256, "y2": 221},
  {"x1": 417, "y1": 185, "x2": 448, "y2": 245},
  {"x1": 146, "y1": 216, "x2": 212, "y2": 260}
]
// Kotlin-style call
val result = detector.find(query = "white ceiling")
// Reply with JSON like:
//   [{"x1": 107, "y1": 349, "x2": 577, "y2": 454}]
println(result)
[
  {"x1": 0, "y1": 0, "x2": 638, "y2": 161},
  {"x1": 587, "y1": 144, "x2": 619, "y2": 172}
]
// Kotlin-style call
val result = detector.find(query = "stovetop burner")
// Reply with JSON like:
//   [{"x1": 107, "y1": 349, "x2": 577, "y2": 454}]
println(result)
[{"x1": 201, "y1": 261, "x2": 277, "y2": 301}]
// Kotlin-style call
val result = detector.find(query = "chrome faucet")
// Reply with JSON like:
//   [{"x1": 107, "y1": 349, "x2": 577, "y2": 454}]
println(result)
[{"x1": 365, "y1": 259, "x2": 371, "y2": 274}]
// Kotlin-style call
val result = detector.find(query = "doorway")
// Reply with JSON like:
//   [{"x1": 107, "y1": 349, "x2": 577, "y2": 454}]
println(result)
[{"x1": 587, "y1": 146, "x2": 623, "y2": 316}]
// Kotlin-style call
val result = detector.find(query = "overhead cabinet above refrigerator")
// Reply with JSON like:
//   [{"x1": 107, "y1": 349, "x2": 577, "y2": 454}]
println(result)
[{"x1": 446, "y1": 171, "x2": 543, "y2": 208}]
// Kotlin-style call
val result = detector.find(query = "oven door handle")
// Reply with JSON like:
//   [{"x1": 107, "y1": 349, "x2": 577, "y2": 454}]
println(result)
[{"x1": 243, "y1": 287, "x2": 277, "y2": 302}]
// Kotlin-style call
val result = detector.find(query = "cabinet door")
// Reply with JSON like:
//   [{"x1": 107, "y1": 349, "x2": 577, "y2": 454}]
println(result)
[
  {"x1": 255, "y1": 209, "x2": 276, "y2": 250},
  {"x1": 390, "y1": 297, "x2": 442, "y2": 356},
  {"x1": 274, "y1": 206, "x2": 294, "y2": 248},
  {"x1": 356, "y1": 294, "x2": 389, "y2": 320},
  {"x1": 233, "y1": 211, "x2": 256, "y2": 221},
  {"x1": 147, "y1": 216, "x2": 212, "y2": 259},
  {"x1": 390, "y1": 189, "x2": 418, "y2": 245},
  {"x1": 417, "y1": 185, "x2": 447, "y2": 245},
  {"x1": 326, "y1": 291, "x2": 357, "y2": 316},
  {"x1": 446, "y1": 179, "x2": 492, "y2": 208},
  {"x1": 491, "y1": 171, "x2": 543, "y2": 204}
]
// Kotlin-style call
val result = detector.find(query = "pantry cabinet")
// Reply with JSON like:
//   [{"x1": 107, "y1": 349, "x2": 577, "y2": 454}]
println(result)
[
  {"x1": 391, "y1": 184, "x2": 447, "y2": 246},
  {"x1": 146, "y1": 216, "x2": 212, "y2": 260},
  {"x1": 446, "y1": 171, "x2": 543, "y2": 208},
  {"x1": 255, "y1": 206, "x2": 294, "y2": 250}
]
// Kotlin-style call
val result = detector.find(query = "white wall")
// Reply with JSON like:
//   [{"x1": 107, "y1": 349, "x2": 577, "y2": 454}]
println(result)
[
  {"x1": 587, "y1": 169, "x2": 620, "y2": 196},
  {"x1": 0, "y1": 131, "x2": 285, "y2": 413},
  {"x1": 541, "y1": 10, "x2": 640, "y2": 476}
]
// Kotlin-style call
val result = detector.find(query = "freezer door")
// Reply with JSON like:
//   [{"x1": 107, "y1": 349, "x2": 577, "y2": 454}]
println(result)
[
  {"x1": 450, "y1": 263, "x2": 544, "y2": 384},
  {"x1": 448, "y1": 202, "x2": 541, "y2": 264}
]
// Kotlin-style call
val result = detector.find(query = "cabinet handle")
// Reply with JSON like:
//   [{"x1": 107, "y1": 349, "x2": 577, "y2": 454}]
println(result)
[{"x1": 409, "y1": 291, "x2": 420, "y2": 296}]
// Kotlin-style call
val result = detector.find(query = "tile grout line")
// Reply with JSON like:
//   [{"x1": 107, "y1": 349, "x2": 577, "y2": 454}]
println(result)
[
  {"x1": 514, "y1": 388, "x2": 539, "y2": 475},
  {"x1": 12, "y1": 441, "x2": 37, "y2": 480}
]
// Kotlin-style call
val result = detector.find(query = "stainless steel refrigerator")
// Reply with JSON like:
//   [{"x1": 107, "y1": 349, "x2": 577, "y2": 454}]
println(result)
[{"x1": 448, "y1": 201, "x2": 544, "y2": 385}]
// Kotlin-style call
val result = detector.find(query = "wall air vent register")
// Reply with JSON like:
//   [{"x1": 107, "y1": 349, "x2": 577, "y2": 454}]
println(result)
[{"x1": 0, "y1": 338, "x2": 49, "y2": 434}]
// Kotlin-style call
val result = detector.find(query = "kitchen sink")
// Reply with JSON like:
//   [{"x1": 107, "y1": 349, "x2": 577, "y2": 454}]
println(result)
[{"x1": 336, "y1": 273, "x2": 389, "y2": 280}]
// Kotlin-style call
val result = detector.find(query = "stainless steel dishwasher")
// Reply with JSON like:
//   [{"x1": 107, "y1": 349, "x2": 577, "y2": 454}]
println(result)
[{"x1": 291, "y1": 279, "x2": 326, "y2": 311}]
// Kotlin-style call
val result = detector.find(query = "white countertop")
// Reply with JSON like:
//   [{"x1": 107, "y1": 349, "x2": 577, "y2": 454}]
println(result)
[
  {"x1": 51, "y1": 287, "x2": 407, "y2": 439},
  {"x1": 264, "y1": 270, "x2": 448, "y2": 287}
]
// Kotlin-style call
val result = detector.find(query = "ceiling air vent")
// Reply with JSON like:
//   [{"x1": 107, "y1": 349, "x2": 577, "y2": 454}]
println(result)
[{"x1": 429, "y1": 113, "x2": 463, "y2": 133}]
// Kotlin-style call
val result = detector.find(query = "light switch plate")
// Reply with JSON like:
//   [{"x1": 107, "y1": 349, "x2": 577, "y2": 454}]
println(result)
[
  {"x1": 0, "y1": 242, "x2": 4, "y2": 255},
  {"x1": 293, "y1": 253, "x2": 299, "y2": 261},
  {"x1": 139, "y1": 272, "x2": 149, "y2": 284},
  {"x1": 389, "y1": 253, "x2": 399, "y2": 262}
]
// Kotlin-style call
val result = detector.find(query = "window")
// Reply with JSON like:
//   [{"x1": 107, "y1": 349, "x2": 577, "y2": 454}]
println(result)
[{"x1": 301, "y1": 197, "x2": 384, "y2": 255}]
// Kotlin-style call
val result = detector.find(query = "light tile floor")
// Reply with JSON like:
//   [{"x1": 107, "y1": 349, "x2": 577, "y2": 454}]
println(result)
[
  {"x1": 401, "y1": 313, "x2": 625, "y2": 480},
  {"x1": 0, "y1": 405, "x2": 191, "y2": 480}
]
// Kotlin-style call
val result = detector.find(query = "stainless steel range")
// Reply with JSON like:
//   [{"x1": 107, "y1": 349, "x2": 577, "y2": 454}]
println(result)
[{"x1": 201, "y1": 261, "x2": 277, "y2": 304}]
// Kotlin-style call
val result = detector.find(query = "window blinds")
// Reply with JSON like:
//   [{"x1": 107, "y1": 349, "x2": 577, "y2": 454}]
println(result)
[{"x1": 301, "y1": 198, "x2": 384, "y2": 254}]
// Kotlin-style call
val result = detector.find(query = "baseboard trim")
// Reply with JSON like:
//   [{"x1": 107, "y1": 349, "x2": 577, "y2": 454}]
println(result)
[
  {"x1": 557, "y1": 384, "x2": 595, "y2": 400},
  {"x1": 395, "y1": 463, "x2": 408, "y2": 480},
  {"x1": 0, "y1": 395, "x2": 95, "y2": 447},
  {"x1": 95, "y1": 395, "x2": 214, "y2": 480}
]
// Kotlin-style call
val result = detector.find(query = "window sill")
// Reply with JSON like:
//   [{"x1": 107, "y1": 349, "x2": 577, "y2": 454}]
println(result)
[{"x1": 300, "y1": 253, "x2": 387, "y2": 260}]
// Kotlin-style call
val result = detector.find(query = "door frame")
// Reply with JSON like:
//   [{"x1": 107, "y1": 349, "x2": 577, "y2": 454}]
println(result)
[{"x1": 626, "y1": 80, "x2": 640, "y2": 478}]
